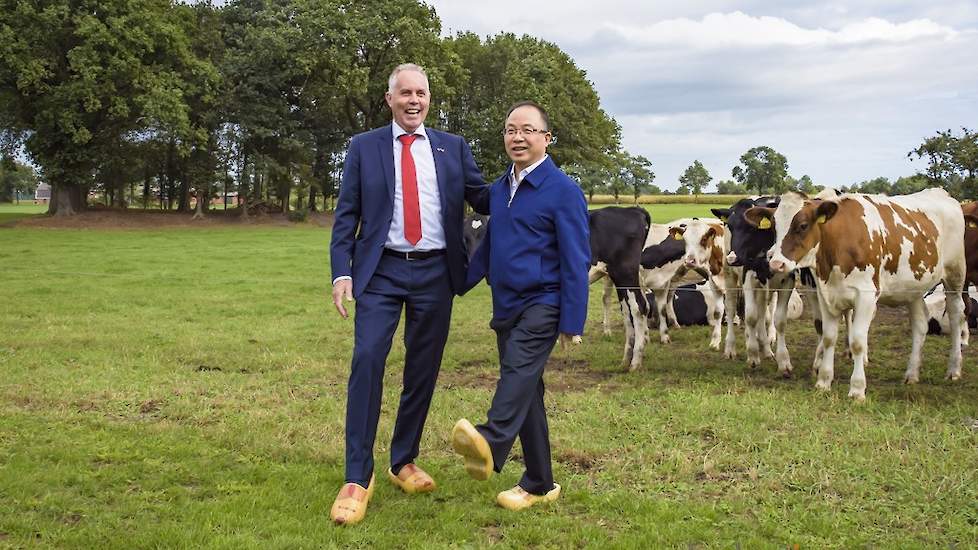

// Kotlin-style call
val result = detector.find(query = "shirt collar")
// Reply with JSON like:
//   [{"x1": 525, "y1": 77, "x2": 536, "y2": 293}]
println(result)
[
  {"x1": 392, "y1": 121, "x2": 427, "y2": 140},
  {"x1": 510, "y1": 154, "x2": 549, "y2": 187}
]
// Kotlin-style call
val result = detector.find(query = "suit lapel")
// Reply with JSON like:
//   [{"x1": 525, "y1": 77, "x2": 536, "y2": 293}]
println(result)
[
  {"x1": 426, "y1": 129, "x2": 450, "y2": 216},
  {"x1": 378, "y1": 126, "x2": 395, "y2": 203}
]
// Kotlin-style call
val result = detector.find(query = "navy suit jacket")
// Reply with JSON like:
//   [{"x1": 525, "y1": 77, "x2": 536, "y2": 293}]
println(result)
[{"x1": 330, "y1": 125, "x2": 491, "y2": 297}]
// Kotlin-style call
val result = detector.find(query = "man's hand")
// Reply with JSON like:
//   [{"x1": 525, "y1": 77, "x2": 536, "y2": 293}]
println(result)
[
  {"x1": 559, "y1": 333, "x2": 583, "y2": 350},
  {"x1": 332, "y1": 279, "x2": 354, "y2": 318}
]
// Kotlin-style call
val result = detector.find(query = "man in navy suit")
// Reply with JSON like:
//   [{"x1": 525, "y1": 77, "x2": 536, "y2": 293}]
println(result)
[
  {"x1": 451, "y1": 101, "x2": 590, "y2": 511},
  {"x1": 329, "y1": 63, "x2": 490, "y2": 525}
]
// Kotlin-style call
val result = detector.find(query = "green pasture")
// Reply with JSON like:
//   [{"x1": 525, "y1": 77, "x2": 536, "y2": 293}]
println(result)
[
  {"x1": 0, "y1": 202, "x2": 47, "y2": 223},
  {"x1": 1, "y1": 220, "x2": 977, "y2": 548},
  {"x1": 590, "y1": 202, "x2": 731, "y2": 223}
]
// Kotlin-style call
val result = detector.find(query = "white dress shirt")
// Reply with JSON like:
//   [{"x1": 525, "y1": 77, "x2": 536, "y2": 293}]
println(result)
[
  {"x1": 387, "y1": 122, "x2": 445, "y2": 251},
  {"x1": 508, "y1": 154, "x2": 549, "y2": 206}
]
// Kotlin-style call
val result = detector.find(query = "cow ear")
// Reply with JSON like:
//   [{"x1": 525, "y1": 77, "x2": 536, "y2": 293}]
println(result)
[
  {"x1": 965, "y1": 214, "x2": 978, "y2": 230},
  {"x1": 744, "y1": 207, "x2": 774, "y2": 230},
  {"x1": 710, "y1": 208, "x2": 730, "y2": 223},
  {"x1": 669, "y1": 226, "x2": 685, "y2": 240},
  {"x1": 816, "y1": 201, "x2": 838, "y2": 224}
]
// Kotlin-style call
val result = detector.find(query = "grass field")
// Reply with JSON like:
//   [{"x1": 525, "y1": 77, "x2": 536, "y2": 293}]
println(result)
[
  {"x1": 1, "y1": 217, "x2": 977, "y2": 548},
  {"x1": 589, "y1": 202, "x2": 731, "y2": 223},
  {"x1": 0, "y1": 202, "x2": 47, "y2": 223}
]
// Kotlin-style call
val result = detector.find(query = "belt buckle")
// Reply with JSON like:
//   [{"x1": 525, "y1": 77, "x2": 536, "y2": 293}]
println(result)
[{"x1": 405, "y1": 251, "x2": 417, "y2": 261}]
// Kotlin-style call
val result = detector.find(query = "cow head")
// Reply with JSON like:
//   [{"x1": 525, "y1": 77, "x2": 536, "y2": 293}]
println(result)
[
  {"x1": 671, "y1": 219, "x2": 723, "y2": 274},
  {"x1": 765, "y1": 192, "x2": 838, "y2": 273},
  {"x1": 717, "y1": 196, "x2": 779, "y2": 267}
]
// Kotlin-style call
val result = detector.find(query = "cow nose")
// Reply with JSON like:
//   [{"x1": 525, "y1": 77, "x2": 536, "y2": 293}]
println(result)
[
  {"x1": 726, "y1": 251, "x2": 737, "y2": 265},
  {"x1": 766, "y1": 249, "x2": 774, "y2": 260},
  {"x1": 684, "y1": 257, "x2": 696, "y2": 267},
  {"x1": 769, "y1": 259, "x2": 785, "y2": 272}
]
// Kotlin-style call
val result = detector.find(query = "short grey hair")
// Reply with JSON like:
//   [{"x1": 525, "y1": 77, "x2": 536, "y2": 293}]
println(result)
[{"x1": 387, "y1": 63, "x2": 429, "y2": 93}]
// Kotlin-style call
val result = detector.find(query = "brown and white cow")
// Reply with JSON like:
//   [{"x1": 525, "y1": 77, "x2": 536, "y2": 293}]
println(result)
[
  {"x1": 666, "y1": 219, "x2": 736, "y2": 351},
  {"x1": 751, "y1": 189, "x2": 967, "y2": 400}
]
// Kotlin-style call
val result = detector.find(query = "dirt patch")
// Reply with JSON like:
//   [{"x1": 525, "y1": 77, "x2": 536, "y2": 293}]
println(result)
[
  {"x1": 545, "y1": 357, "x2": 620, "y2": 393},
  {"x1": 138, "y1": 399, "x2": 163, "y2": 414},
  {"x1": 555, "y1": 449, "x2": 603, "y2": 473},
  {"x1": 13, "y1": 207, "x2": 335, "y2": 230},
  {"x1": 440, "y1": 357, "x2": 619, "y2": 393},
  {"x1": 482, "y1": 524, "x2": 503, "y2": 545}
]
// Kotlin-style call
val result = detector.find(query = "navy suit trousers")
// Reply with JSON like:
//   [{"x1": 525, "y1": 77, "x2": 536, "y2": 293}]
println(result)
[
  {"x1": 477, "y1": 303, "x2": 560, "y2": 495},
  {"x1": 345, "y1": 253, "x2": 453, "y2": 486}
]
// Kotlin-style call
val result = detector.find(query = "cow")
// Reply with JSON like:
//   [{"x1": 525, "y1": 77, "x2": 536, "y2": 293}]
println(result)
[
  {"x1": 640, "y1": 218, "x2": 724, "y2": 350},
  {"x1": 647, "y1": 283, "x2": 724, "y2": 327},
  {"x1": 665, "y1": 218, "x2": 734, "y2": 351},
  {"x1": 713, "y1": 196, "x2": 812, "y2": 376},
  {"x1": 588, "y1": 207, "x2": 651, "y2": 372},
  {"x1": 925, "y1": 284, "x2": 978, "y2": 335},
  {"x1": 754, "y1": 189, "x2": 967, "y2": 400}
]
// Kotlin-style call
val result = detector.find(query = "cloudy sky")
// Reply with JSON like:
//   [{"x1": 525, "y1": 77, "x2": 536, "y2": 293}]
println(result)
[{"x1": 427, "y1": 1, "x2": 978, "y2": 191}]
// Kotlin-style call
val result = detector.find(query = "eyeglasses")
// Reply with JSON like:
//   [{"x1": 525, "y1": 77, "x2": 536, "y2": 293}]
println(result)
[{"x1": 503, "y1": 127, "x2": 550, "y2": 137}]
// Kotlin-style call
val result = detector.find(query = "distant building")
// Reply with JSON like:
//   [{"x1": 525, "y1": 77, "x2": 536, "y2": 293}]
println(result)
[{"x1": 34, "y1": 182, "x2": 51, "y2": 204}]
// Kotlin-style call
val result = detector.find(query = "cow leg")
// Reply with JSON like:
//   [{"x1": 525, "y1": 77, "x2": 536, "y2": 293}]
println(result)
[
  {"x1": 804, "y1": 290, "x2": 824, "y2": 377},
  {"x1": 666, "y1": 288, "x2": 680, "y2": 328},
  {"x1": 904, "y1": 298, "x2": 928, "y2": 384},
  {"x1": 654, "y1": 289, "x2": 672, "y2": 344},
  {"x1": 723, "y1": 272, "x2": 739, "y2": 359},
  {"x1": 844, "y1": 309, "x2": 855, "y2": 362},
  {"x1": 743, "y1": 273, "x2": 765, "y2": 369},
  {"x1": 944, "y1": 278, "x2": 965, "y2": 381},
  {"x1": 773, "y1": 285, "x2": 794, "y2": 378},
  {"x1": 815, "y1": 302, "x2": 840, "y2": 393},
  {"x1": 618, "y1": 289, "x2": 635, "y2": 369},
  {"x1": 602, "y1": 277, "x2": 614, "y2": 336},
  {"x1": 627, "y1": 289, "x2": 648, "y2": 372},
  {"x1": 766, "y1": 298, "x2": 778, "y2": 350},
  {"x1": 706, "y1": 279, "x2": 724, "y2": 350},
  {"x1": 846, "y1": 297, "x2": 876, "y2": 401}
]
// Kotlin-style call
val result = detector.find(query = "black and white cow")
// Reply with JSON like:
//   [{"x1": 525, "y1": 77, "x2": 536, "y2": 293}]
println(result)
[{"x1": 588, "y1": 207, "x2": 651, "y2": 371}]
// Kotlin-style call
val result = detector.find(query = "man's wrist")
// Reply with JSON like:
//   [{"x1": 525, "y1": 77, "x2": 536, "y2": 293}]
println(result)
[{"x1": 332, "y1": 276, "x2": 352, "y2": 285}]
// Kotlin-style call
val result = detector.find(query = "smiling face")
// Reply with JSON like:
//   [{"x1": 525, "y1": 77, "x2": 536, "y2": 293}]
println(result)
[
  {"x1": 504, "y1": 105, "x2": 552, "y2": 171},
  {"x1": 385, "y1": 69, "x2": 430, "y2": 133}
]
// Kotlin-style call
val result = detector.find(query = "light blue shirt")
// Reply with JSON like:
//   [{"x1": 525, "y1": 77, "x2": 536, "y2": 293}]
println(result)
[{"x1": 387, "y1": 122, "x2": 445, "y2": 251}]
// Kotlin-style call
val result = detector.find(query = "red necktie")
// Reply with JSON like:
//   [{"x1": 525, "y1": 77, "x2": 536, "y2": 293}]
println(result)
[{"x1": 398, "y1": 134, "x2": 422, "y2": 245}]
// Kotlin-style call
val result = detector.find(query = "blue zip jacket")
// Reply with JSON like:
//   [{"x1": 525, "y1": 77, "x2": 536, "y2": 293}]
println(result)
[{"x1": 464, "y1": 156, "x2": 590, "y2": 335}]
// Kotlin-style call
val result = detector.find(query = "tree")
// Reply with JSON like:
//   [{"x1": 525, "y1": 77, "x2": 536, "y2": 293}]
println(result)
[
  {"x1": 0, "y1": 0, "x2": 202, "y2": 215},
  {"x1": 795, "y1": 174, "x2": 821, "y2": 195},
  {"x1": 716, "y1": 179, "x2": 748, "y2": 195},
  {"x1": 731, "y1": 146, "x2": 788, "y2": 194},
  {"x1": 891, "y1": 174, "x2": 929, "y2": 195},
  {"x1": 677, "y1": 160, "x2": 711, "y2": 195},
  {"x1": 0, "y1": 157, "x2": 37, "y2": 203},
  {"x1": 622, "y1": 154, "x2": 655, "y2": 203},
  {"x1": 443, "y1": 32, "x2": 621, "y2": 176}
]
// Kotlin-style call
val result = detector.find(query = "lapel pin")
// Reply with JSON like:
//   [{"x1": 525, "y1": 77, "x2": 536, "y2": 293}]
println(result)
[{"x1": 436, "y1": 147, "x2": 445, "y2": 153}]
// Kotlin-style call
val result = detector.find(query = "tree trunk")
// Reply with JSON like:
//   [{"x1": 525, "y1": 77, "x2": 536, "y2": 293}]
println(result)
[
  {"x1": 239, "y1": 151, "x2": 250, "y2": 219},
  {"x1": 48, "y1": 183, "x2": 86, "y2": 217},
  {"x1": 308, "y1": 185, "x2": 318, "y2": 212},
  {"x1": 192, "y1": 185, "x2": 207, "y2": 220}
]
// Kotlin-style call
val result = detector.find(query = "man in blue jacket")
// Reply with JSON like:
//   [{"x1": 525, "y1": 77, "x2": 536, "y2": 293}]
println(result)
[
  {"x1": 451, "y1": 101, "x2": 590, "y2": 510},
  {"x1": 329, "y1": 63, "x2": 490, "y2": 525}
]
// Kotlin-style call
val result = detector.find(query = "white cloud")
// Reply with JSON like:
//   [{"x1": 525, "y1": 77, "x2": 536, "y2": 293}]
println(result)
[{"x1": 603, "y1": 12, "x2": 957, "y2": 48}]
